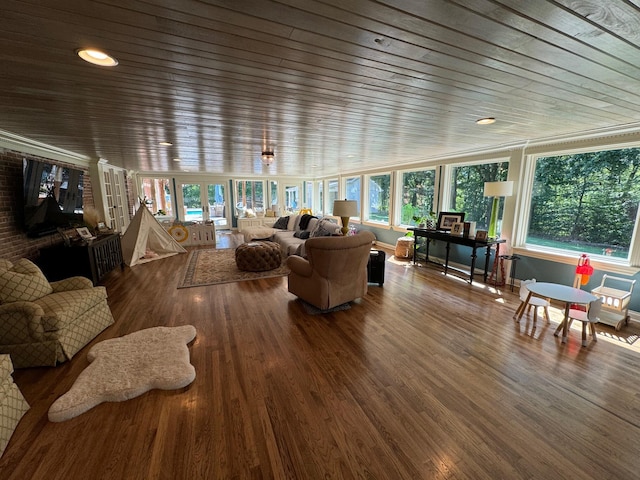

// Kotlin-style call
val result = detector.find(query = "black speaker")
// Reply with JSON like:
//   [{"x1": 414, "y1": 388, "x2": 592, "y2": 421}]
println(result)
[{"x1": 367, "y1": 249, "x2": 385, "y2": 286}]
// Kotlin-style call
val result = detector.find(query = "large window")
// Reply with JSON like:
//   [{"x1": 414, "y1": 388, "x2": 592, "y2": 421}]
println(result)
[
  {"x1": 448, "y1": 162, "x2": 508, "y2": 230},
  {"x1": 304, "y1": 181, "x2": 314, "y2": 211},
  {"x1": 317, "y1": 181, "x2": 323, "y2": 215},
  {"x1": 141, "y1": 177, "x2": 174, "y2": 218},
  {"x1": 345, "y1": 176, "x2": 361, "y2": 218},
  {"x1": 269, "y1": 180, "x2": 278, "y2": 212},
  {"x1": 235, "y1": 180, "x2": 264, "y2": 216},
  {"x1": 527, "y1": 147, "x2": 640, "y2": 260},
  {"x1": 400, "y1": 169, "x2": 435, "y2": 225},
  {"x1": 285, "y1": 184, "x2": 300, "y2": 213},
  {"x1": 327, "y1": 179, "x2": 338, "y2": 214},
  {"x1": 366, "y1": 173, "x2": 391, "y2": 224}
]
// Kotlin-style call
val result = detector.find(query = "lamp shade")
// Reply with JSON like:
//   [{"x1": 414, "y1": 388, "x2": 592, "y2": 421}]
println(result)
[
  {"x1": 261, "y1": 150, "x2": 274, "y2": 165},
  {"x1": 483, "y1": 181, "x2": 514, "y2": 197},
  {"x1": 333, "y1": 200, "x2": 358, "y2": 217}
]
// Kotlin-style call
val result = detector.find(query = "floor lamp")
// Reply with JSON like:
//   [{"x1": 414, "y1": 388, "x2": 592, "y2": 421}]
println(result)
[
  {"x1": 483, "y1": 181, "x2": 514, "y2": 239},
  {"x1": 333, "y1": 199, "x2": 358, "y2": 235}
]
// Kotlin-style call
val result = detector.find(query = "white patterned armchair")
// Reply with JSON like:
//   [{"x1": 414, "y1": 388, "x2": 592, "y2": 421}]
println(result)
[
  {"x1": 0, "y1": 354, "x2": 28, "y2": 456},
  {"x1": 0, "y1": 259, "x2": 115, "y2": 368}
]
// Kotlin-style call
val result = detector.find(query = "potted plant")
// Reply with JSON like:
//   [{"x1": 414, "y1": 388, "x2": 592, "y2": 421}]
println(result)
[{"x1": 412, "y1": 212, "x2": 436, "y2": 229}]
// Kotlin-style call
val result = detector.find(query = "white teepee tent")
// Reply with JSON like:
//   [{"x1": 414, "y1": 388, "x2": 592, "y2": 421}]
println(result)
[{"x1": 121, "y1": 206, "x2": 187, "y2": 266}]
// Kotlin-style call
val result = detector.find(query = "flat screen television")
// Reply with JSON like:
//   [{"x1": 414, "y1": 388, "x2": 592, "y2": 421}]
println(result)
[{"x1": 22, "y1": 158, "x2": 84, "y2": 237}]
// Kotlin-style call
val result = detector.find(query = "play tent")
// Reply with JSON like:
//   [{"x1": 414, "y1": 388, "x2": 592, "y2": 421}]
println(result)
[{"x1": 121, "y1": 206, "x2": 186, "y2": 266}]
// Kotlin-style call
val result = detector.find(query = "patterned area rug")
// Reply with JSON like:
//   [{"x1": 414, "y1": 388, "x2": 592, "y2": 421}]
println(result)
[{"x1": 178, "y1": 248, "x2": 290, "y2": 288}]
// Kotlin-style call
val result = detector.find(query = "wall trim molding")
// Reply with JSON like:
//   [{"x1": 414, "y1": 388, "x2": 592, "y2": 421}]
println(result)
[{"x1": 0, "y1": 129, "x2": 91, "y2": 167}]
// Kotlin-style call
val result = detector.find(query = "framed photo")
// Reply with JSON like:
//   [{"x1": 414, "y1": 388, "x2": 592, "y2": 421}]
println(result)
[
  {"x1": 451, "y1": 222, "x2": 464, "y2": 236},
  {"x1": 437, "y1": 212, "x2": 465, "y2": 231},
  {"x1": 76, "y1": 227, "x2": 94, "y2": 240},
  {"x1": 57, "y1": 227, "x2": 80, "y2": 246},
  {"x1": 97, "y1": 222, "x2": 113, "y2": 234},
  {"x1": 475, "y1": 230, "x2": 488, "y2": 241}
]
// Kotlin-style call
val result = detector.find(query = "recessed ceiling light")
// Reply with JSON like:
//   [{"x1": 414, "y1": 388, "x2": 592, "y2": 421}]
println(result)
[
  {"x1": 173, "y1": 158, "x2": 181, "y2": 162},
  {"x1": 76, "y1": 48, "x2": 118, "y2": 67},
  {"x1": 476, "y1": 117, "x2": 496, "y2": 125},
  {"x1": 159, "y1": 141, "x2": 173, "y2": 146}
]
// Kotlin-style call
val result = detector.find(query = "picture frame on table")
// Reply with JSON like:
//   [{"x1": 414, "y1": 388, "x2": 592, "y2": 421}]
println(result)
[
  {"x1": 57, "y1": 227, "x2": 80, "y2": 246},
  {"x1": 451, "y1": 222, "x2": 464, "y2": 236},
  {"x1": 475, "y1": 230, "x2": 488, "y2": 241},
  {"x1": 75, "y1": 226, "x2": 94, "y2": 241},
  {"x1": 437, "y1": 212, "x2": 465, "y2": 231},
  {"x1": 96, "y1": 222, "x2": 113, "y2": 234}
]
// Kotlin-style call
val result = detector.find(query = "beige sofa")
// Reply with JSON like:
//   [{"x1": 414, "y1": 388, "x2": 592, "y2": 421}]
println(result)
[
  {"x1": 0, "y1": 259, "x2": 115, "y2": 368},
  {"x1": 242, "y1": 214, "x2": 342, "y2": 257},
  {"x1": 286, "y1": 231, "x2": 376, "y2": 310},
  {"x1": 0, "y1": 354, "x2": 29, "y2": 456}
]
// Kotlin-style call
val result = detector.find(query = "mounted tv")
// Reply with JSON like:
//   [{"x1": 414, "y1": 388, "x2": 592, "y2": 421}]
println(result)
[{"x1": 22, "y1": 158, "x2": 84, "y2": 237}]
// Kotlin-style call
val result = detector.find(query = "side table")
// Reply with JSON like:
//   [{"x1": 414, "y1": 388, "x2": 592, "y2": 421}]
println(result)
[
  {"x1": 39, "y1": 233, "x2": 124, "y2": 285},
  {"x1": 500, "y1": 255, "x2": 520, "y2": 292}
]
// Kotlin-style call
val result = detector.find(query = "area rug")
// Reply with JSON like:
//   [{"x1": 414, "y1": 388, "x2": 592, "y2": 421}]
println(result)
[
  {"x1": 48, "y1": 325, "x2": 197, "y2": 422},
  {"x1": 301, "y1": 300, "x2": 352, "y2": 315},
  {"x1": 178, "y1": 248, "x2": 290, "y2": 288}
]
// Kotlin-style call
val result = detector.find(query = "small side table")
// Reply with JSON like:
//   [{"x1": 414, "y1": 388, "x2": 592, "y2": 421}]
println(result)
[{"x1": 499, "y1": 255, "x2": 520, "y2": 292}]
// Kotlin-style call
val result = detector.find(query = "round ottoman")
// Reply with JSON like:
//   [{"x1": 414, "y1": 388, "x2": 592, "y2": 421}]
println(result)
[
  {"x1": 235, "y1": 241, "x2": 282, "y2": 272},
  {"x1": 395, "y1": 236, "x2": 415, "y2": 259}
]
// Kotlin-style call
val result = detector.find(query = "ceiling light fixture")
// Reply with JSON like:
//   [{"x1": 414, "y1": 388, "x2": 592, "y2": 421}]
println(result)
[
  {"x1": 76, "y1": 48, "x2": 118, "y2": 67},
  {"x1": 476, "y1": 117, "x2": 496, "y2": 125},
  {"x1": 159, "y1": 141, "x2": 173, "y2": 146},
  {"x1": 261, "y1": 150, "x2": 275, "y2": 166}
]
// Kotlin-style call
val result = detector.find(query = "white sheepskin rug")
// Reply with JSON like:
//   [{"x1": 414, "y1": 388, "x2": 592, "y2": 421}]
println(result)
[{"x1": 48, "y1": 325, "x2": 197, "y2": 422}]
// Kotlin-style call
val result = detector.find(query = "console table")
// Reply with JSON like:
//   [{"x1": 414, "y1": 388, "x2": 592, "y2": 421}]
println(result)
[
  {"x1": 39, "y1": 233, "x2": 124, "y2": 285},
  {"x1": 237, "y1": 217, "x2": 277, "y2": 232},
  {"x1": 408, "y1": 228, "x2": 505, "y2": 284}
]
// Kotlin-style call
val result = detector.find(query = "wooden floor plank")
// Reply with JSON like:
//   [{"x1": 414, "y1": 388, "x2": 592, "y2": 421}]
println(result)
[{"x1": 2, "y1": 232, "x2": 640, "y2": 479}]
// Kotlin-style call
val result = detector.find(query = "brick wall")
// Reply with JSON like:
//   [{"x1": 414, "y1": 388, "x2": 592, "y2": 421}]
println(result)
[{"x1": 0, "y1": 149, "x2": 94, "y2": 263}]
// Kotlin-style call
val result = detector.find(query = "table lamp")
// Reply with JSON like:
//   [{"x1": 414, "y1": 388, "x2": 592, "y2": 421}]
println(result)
[
  {"x1": 333, "y1": 199, "x2": 358, "y2": 235},
  {"x1": 483, "y1": 181, "x2": 514, "y2": 239}
]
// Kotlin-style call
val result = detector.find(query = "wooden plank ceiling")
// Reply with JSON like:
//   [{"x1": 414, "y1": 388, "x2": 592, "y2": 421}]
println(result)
[{"x1": 2, "y1": 0, "x2": 640, "y2": 177}]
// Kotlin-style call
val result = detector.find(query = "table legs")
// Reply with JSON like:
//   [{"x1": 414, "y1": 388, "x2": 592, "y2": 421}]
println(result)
[{"x1": 553, "y1": 303, "x2": 571, "y2": 343}]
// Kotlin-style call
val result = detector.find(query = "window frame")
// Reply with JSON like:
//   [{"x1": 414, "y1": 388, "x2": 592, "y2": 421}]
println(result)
[
  {"x1": 364, "y1": 171, "x2": 393, "y2": 226},
  {"x1": 441, "y1": 160, "x2": 509, "y2": 231},
  {"x1": 395, "y1": 167, "x2": 437, "y2": 227},
  {"x1": 512, "y1": 147, "x2": 640, "y2": 274},
  {"x1": 343, "y1": 175, "x2": 362, "y2": 220}
]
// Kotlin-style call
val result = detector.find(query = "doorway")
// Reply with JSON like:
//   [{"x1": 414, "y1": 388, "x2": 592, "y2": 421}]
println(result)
[{"x1": 178, "y1": 182, "x2": 229, "y2": 228}]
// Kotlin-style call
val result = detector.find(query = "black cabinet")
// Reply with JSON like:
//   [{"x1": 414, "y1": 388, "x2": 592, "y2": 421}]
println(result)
[{"x1": 39, "y1": 234, "x2": 124, "y2": 285}]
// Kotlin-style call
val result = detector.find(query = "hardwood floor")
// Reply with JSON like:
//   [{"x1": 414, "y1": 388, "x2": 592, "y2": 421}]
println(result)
[{"x1": 2, "y1": 232, "x2": 640, "y2": 479}]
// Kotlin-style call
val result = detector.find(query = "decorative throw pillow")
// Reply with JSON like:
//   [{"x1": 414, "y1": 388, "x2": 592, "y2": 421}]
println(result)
[
  {"x1": 273, "y1": 216, "x2": 290, "y2": 230},
  {"x1": 287, "y1": 215, "x2": 299, "y2": 231},
  {"x1": 311, "y1": 218, "x2": 340, "y2": 237},
  {"x1": 0, "y1": 258, "x2": 53, "y2": 304},
  {"x1": 293, "y1": 230, "x2": 310, "y2": 239}
]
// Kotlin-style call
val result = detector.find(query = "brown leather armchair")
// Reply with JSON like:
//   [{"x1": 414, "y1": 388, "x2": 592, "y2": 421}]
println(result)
[{"x1": 286, "y1": 231, "x2": 376, "y2": 310}]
